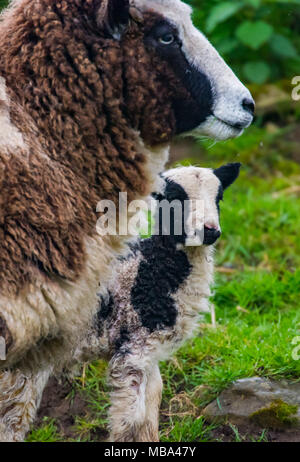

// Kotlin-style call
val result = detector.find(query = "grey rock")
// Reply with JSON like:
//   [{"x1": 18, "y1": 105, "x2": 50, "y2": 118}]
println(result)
[{"x1": 202, "y1": 377, "x2": 300, "y2": 429}]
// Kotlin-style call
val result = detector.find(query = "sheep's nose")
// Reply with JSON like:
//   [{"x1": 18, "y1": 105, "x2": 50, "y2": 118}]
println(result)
[
  {"x1": 203, "y1": 225, "x2": 221, "y2": 246},
  {"x1": 213, "y1": 79, "x2": 255, "y2": 133},
  {"x1": 232, "y1": 96, "x2": 256, "y2": 129},
  {"x1": 242, "y1": 97, "x2": 255, "y2": 116}
]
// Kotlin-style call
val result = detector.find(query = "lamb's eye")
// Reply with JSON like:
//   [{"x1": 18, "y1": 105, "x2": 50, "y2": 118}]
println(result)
[{"x1": 158, "y1": 33, "x2": 175, "y2": 45}]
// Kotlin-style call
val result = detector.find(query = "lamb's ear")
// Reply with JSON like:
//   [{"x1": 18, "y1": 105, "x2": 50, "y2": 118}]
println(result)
[
  {"x1": 214, "y1": 163, "x2": 242, "y2": 190},
  {"x1": 97, "y1": 0, "x2": 130, "y2": 39}
]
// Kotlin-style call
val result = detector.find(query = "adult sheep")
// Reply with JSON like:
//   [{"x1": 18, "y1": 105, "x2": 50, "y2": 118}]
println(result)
[{"x1": 0, "y1": 0, "x2": 254, "y2": 441}]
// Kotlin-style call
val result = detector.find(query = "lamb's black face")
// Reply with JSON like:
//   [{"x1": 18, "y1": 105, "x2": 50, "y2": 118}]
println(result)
[{"x1": 144, "y1": 20, "x2": 214, "y2": 134}]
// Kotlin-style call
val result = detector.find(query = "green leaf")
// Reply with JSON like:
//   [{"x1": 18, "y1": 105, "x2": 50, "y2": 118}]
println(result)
[
  {"x1": 243, "y1": 61, "x2": 271, "y2": 84},
  {"x1": 245, "y1": 0, "x2": 261, "y2": 7},
  {"x1": 206, "y1": 2, "x2": 244, "y2": 33},
  {"x1": 285, "y1": 56, "x2": 300, "y2": 75},
  {"x1": 270, "y1": 34, "x2": 298, "y2": 58},
  {"x1": 236, "y1": 21, "x2": 274, "y2": 50},
  {"x1": 276, "y1": 0, "x2": 300, "y2": 4},
  {"x1": 217, "y1": 38, "x2": 239, "y2": 55},
  {"x1": 0, "y1": 0, "x2": 8, "y2": 9}
]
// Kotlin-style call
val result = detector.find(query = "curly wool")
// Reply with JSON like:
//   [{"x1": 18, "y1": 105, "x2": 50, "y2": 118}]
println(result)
[{"x1": 0, "y1": 0, "x2": 188, "y2": 294}]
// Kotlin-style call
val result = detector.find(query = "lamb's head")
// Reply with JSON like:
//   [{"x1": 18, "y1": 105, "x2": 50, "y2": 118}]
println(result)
[
  {"x1": 97, "y1": 0, "x2": 254, "y2": 143},
  {"x1": 154, "y1": 163, "x2": 241, "y2": 246}
]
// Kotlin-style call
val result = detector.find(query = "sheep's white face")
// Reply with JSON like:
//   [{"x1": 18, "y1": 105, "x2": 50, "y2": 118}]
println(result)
[
  {"x1": 133, "y1": 0, "x2": 254, "y2": 141},
  {"x1": 160, "y1": 164, "x2": 241, "y2": 246}
]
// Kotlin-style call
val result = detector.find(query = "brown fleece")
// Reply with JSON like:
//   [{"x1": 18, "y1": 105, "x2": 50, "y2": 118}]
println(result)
[{"x1": 0, "y1": 0, "x2": 191, "y2": 294}]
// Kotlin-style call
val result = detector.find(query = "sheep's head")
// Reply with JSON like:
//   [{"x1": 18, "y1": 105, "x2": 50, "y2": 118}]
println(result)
[
  {"x1": 153, "y1": 164, "x2": 241, "y2": 246},
  {"x1": 97, "y1": 0, "x2": 254, "y2": 144},
  {"x1": 2, "y1": 0, "x2": 254, "y2": 147}
]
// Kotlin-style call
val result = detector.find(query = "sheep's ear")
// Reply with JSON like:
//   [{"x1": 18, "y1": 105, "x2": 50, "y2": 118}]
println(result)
[
  {"x1": 214, "y1": 163, "x2": 241, "y2": 190},
  {"x1": 97, "y1": 0, "x2": 130, "y2": 39}
]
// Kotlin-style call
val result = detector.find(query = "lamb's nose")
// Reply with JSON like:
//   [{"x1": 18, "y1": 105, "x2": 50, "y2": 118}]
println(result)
[
  {"x1": 242, "y1": 97, "x2": 255, "y2": 116},
  {"x1": 203, "y1": 225, "x2": 221, "y2": 246}
]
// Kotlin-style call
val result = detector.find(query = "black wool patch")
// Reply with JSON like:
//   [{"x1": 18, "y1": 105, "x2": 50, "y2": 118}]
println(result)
[
  {"x1": 164, "y1": 177, "x2": 189, "y2": 203},
  {"x1": 214, "y1": 163, "x2": 241, "y2": 190},
  {"x1": 215, "y1": 183, "x2": 224, "y2": 215},
  {"x1": 144, "y1": 19, "x2": 213, "y2": 135},
  {"x1": 95, "y1": 291, "x2": 114, "y2": 336},
  {"x1": 155, "y1": 177, "x2": 189, "y2": 245},
  {"x1": 114, "y1": 327, "x2": 131, "y2": 354},
  {"x1": 170, "y1": 47, "x2": 213, "y2": 132},
  {"x1": 131, "y1": 235, "x2": 192, "y2": 332},
  {"x1": 117, "y1": 240, "x2": 141, "y2": 262}
]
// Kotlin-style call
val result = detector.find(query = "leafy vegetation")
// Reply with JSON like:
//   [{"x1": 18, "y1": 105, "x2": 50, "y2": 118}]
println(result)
[
  {"x1": 1, "y1": 0, "x2": 298, "y2": 82},
  {"x1": 0, "y1": 0, "x2": 7, "y2": 11},
  {"x1": 188, "y1": 0, "x2": 300, "y2": 83}
]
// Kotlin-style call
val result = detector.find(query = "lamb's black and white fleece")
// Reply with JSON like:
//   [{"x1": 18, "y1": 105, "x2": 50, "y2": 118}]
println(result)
[{"x1": 94, "y1": 164, "x2": 241, "y2": 356}]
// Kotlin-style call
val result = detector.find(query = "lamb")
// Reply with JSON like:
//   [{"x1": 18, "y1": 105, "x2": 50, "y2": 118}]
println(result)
[
  {"x1": 81, "y1": 163, "x2": 241, "y2": 442},
  {"x1": 0, "y1": 0, "x2": 253, "y2": 441}
]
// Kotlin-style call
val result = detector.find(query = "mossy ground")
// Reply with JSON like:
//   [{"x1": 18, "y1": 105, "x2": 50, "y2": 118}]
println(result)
[{"x1": 250, "y1": 399, "x2": 298, "y2": 429}]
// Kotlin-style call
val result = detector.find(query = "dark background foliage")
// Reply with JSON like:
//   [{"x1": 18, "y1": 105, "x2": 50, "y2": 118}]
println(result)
[{"x1": 188, "y1": 0, "x2": 300, "y2": 84}]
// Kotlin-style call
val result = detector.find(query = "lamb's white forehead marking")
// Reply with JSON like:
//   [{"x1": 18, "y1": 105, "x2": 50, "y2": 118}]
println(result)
[{"x1": 164, "y1": 166, "x2": 220, "y2": 201}]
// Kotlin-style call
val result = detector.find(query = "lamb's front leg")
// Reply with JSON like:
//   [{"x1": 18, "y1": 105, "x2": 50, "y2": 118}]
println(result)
[
  {"x1": 137, "y1": 364, "x2": 162, "y2": 442},
  {"x1": 0, "y1": 366, "x2": 52, "y2": 442},
  {"x1": 108, "y1": 353, "x2": 162, "y2": 442}
]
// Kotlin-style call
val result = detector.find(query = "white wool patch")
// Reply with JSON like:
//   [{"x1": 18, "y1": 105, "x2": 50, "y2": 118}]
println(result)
[
  {"x1": 0, "y1": 366, "x2": 53, "y2": 442},
  {"x1": 134, "y1": 133, "x2": 169, "y2": 192},
  {"x1": 0, "y1": 77, "x2": 25, "y2": 150}
]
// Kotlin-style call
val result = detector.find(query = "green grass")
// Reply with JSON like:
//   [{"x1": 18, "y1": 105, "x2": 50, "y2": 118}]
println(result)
[
  {"x1": 26, "y1": 418, "x2": 62, "y2": 443},
  {"x1": 71, "y1": 361, "x2": 110, "y2": 442},
  {"x1": 27, "y1": 123, "x2": 300, "y2": 442}
]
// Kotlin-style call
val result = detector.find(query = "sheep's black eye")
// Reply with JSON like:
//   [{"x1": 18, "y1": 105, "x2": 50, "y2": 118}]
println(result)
[
  {"x1": 158, "y1": 33, "x2": 175, "y2": 45},
  {"x1": 145, "y1": 21, "x2": 179, "y2": 50}
]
